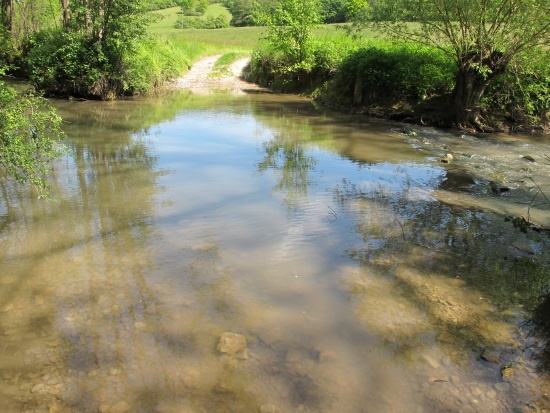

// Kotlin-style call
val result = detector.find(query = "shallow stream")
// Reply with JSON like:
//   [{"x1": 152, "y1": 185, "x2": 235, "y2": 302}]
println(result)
[{"x1": 1, "y1": 90, "x2": 549, "y2": 413}]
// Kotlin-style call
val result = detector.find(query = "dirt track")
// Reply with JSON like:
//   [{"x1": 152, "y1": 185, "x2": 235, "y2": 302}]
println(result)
[{"x1": 172, "y1": 55, "x2": 262, "y2": 91}]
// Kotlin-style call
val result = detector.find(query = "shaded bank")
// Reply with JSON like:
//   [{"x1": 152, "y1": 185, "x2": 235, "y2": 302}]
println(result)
[{"x1": 250, "y1": 39, "x2": 550, "y2": 132}]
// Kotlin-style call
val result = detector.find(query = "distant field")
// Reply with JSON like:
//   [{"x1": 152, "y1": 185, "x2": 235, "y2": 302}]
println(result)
[{"x1": 146, "y1": 3, "x2": 381, "y2": 71}]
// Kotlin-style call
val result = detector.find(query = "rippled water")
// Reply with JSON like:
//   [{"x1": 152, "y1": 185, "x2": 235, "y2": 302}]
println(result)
[{"x1": 0, "y1": 91, "x2": 549, "y2": 413}]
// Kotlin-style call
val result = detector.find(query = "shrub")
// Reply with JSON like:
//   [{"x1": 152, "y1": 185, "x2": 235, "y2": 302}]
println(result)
[
  {"x1": 24, "y1": 29, "x2": 109, "y2": 98},
  {"x1": 24, "y1": 29, "x2": 196, "y2": 98},
  {"x1": 174, "y1": 14, "x2": 230, "y2": 29},
  {"x1": 251, "y1": 37, "x2": 456, "y2": 99},
  {"x1": 483, "y1": 49, "x2": 550, "y2": 125},
  {"x1": 332, "y1": 42, "x2": 456, "y2": 104}
]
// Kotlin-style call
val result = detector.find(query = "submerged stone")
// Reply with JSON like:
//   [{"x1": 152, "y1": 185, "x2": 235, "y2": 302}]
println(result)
[
  {"x1": 217, "y1": 332, "x2": 247, "y2": 355},
  {"x1": 502, "y1": 366, "x2": 515, "y2": 380},
  {"x1": 437, "y1": 331, "x2": 458, "y2": 345},
  {"x1": 494, "y1": 382, "x2": 511, "y2": 392},
  {"x1": 260, "y1": 404, "x2": 277, "y2": 413},
  {"x1": 481, "y1": 349, "x2": 500, "y2": 364},
  {"x1": 109, "y1": 401, "x2": 131, "y2": 413}
]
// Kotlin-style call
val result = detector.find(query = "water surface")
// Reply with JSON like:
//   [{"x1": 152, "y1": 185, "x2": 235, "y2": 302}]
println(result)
[{"x1": 1, "y1": 91, "x2": 549, "y2": 413}]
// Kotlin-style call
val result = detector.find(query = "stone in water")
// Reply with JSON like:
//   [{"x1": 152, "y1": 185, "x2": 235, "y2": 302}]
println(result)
[{"x1": 217, "y1": 332, "x2": 247, "y2": 355}]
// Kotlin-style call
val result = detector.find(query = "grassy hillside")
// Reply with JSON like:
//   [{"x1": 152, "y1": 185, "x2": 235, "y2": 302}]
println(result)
[{"x1": 149, "y1": 4, "x2": 232, "y2": 34}]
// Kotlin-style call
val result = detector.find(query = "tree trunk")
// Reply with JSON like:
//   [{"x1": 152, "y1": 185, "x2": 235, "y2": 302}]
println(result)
[
  {"x1": 1, "y1": 0, "x2": 13, "y2": 32},
  {"x1": 449, "y1": 51, "x2": 508, "y2": 130},
  {"x1": 61, "y1": 0, "x2": 70, "y2": 26},
  {"x1": 449, "y1": 66, "x2": 490, "y2": 129}
]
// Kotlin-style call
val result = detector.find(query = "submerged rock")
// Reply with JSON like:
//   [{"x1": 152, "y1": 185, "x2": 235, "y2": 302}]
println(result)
[
  {"x1": 437, "y1": 331, "x2": 458, "y2": 345},
  {"x1": 260, "y1": 404, "x2": 277, "y2": 413},
  {"x1": 494, "y1": 382, "x2": 510, "y2": 392},
  {"x1": 109, "y1": 401, "x2": 131, "y2": 413},
  {"x1": 522, "y1": 155, "x2": 536, "y2": 162},
  {"x1": 481, "y1": 349, "x2": 501, "y2": 364},
  {"x1": 217, "y1": 332, "x2": 247, "y2": 355},
  {"x1": 502, "y1": 365, "x2": 515, "y2": 380}
]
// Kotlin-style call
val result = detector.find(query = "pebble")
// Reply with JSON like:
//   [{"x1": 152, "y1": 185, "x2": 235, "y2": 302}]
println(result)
[
  {"x1": 481, "y1": 349, "x2": 500, "y2": 364},
  {"x1": 260, "y1": 404, "x2": 277, "y2": 413},
  {"x1": 134, "y1": 322, "x2": 146, "y2": 330},
  {"x1": 471, "y1": 386, "x2": 482, "y2": 396},
  {"x1": 423, "y1": 354, "x2": 441, "y2": 369},
  {"x1": 217, "y1": 332, "x2": 247, "y2": 355},
  {"x1": 502, "y1": 366, "x2": 515, "y2": 380},
  {"x1": 486, "y1": 390, "x2": 497, "y2": 399},
  {"x1": 109, "y1": 400, "x2": 131, "y2": 413},
  {"x1": 99, "y1": 403, "x2": 112, "y2": 413},
  {"x1": 494, "y1": 382, "x2": 511, "y2": 392},
  {"x1": 31, "y1": 383, "x2": 46, "y2": 393}
]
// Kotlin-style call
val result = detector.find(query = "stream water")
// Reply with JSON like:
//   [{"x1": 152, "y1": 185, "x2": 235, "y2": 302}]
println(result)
[{"x1": 1, "y1": 90, "x2": 549, "y2": 413}]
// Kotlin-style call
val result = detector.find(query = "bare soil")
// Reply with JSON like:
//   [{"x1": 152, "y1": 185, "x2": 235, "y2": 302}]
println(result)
[{"x1": 171, "y1": 55, "x2": 263, "y2": 91}]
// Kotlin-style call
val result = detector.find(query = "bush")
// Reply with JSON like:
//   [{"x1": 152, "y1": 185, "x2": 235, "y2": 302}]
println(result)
[
  {"x1": 332, "y1": 42, "x2": 455, "y2": 104},
  {"x1": 148, "y1": 0, "x2": 179, "y2": 10},
  {"x1": 174, "y1": 14, "x2": 230, "y2": 29},
  {"x1": 24, "y1": 29, "x2": 196, "y2": 98},
  {"x1": 483, "y1": 49, "x2": 550, "y2": 125},
  {"x1": 24, "y1": 29, "x2": 110, "y2": 98},
  {"x1": 122, "y1": 36, "x2": 193, "y2": 92},
  {"x1": 251, "y1": 37, "x2": 456, "y2": 99}
]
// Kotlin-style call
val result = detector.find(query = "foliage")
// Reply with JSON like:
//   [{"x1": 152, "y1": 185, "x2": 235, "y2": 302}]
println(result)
[
  {"x1": 0, "y1": 69, "x2": 65, "y2": 198},
  {"x1": 251, "y1": 33, "x2": 354, "y2": 91},
  {"x1": 24, "y1": 30, "x2": 107, "y2": 97},
  {"x1": 319, "y1": 0, "x2": 347, "y2": 23},
  {"x1": 175, "y1": 14, "x2": 230, "y2": 29},
  {"x1": 255, "y1": 0, "x2": 321, "y2": 65},
  {"x1": 0, "y1": 0, "x2": 59, "y2": 48},
  {"x1": 222, "y1": 0, "x2": 270, "y2": 27},
  {"x1": 148, "y1": 0, "x2": 180, "y2": 11},
  {"x1": 177, "y1": 0, "x2": 209, "y2": 14},
  {"x1": 22, "y1": 0, "x2": 157, "y2": 99},
  {"x1": 483, "y1": 49, "x2": 550, "y2": 125},
  {"x1": 333, "y1": 41, "x2": 456, "y2": 103},
  {"x1": 223, "y1": 0, "x2": 348, "y2": 26},
  {"x1": 361, "y1": 0, "x2": 550, "y2": 128},
  {"x1": 251, "y1": 34, "x2": 456, "y2": 100},
  {"x1": 122, "y1": 35, "x2": 197, "y2": 91}
]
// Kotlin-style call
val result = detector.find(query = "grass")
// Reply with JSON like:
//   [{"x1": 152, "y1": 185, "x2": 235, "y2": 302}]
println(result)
[
  {"x1": 209, "y1": 52, "x2": 249, "y2": 77},
  {"x1": 147, "y1": 5, "x2": 370, "y2": 49},
  {"x1": 149, "y1": 4, "x2": 232, "y2": 34},
  {"x1": 145, "y1": 4, "x2": 382, "y2": 80}
]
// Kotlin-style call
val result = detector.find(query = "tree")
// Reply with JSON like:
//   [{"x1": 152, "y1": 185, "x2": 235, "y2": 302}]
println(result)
[
  {"x1": 0, "y1": 69, "x2": 65, "y2": 198},
  {"x1": 256, "y1": 0, "x2": 321, "y2": 65},
  {"x1": 364, "y1": 0, "x2": 550, "y2": 129}
]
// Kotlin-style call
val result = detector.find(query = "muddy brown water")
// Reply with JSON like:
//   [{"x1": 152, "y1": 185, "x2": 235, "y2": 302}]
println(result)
[{"x1": 1, "y1": 90, "x2": 549, "y2": 413}]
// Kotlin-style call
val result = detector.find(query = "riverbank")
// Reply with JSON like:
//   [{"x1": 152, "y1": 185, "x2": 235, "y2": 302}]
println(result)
[{"x1": 249, "y1": 39, "x2": 550, "y2": 133}]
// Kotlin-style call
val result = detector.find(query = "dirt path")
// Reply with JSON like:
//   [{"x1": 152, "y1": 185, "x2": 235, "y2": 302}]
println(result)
[{"x1": 172, "y1": 55, "x2": 263, "y2": 91}]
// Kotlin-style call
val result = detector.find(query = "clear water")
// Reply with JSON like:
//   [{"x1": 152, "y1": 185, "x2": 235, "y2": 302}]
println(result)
[{"x1": 0, "y1": 90, "x2": 549, "y2": 413}]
